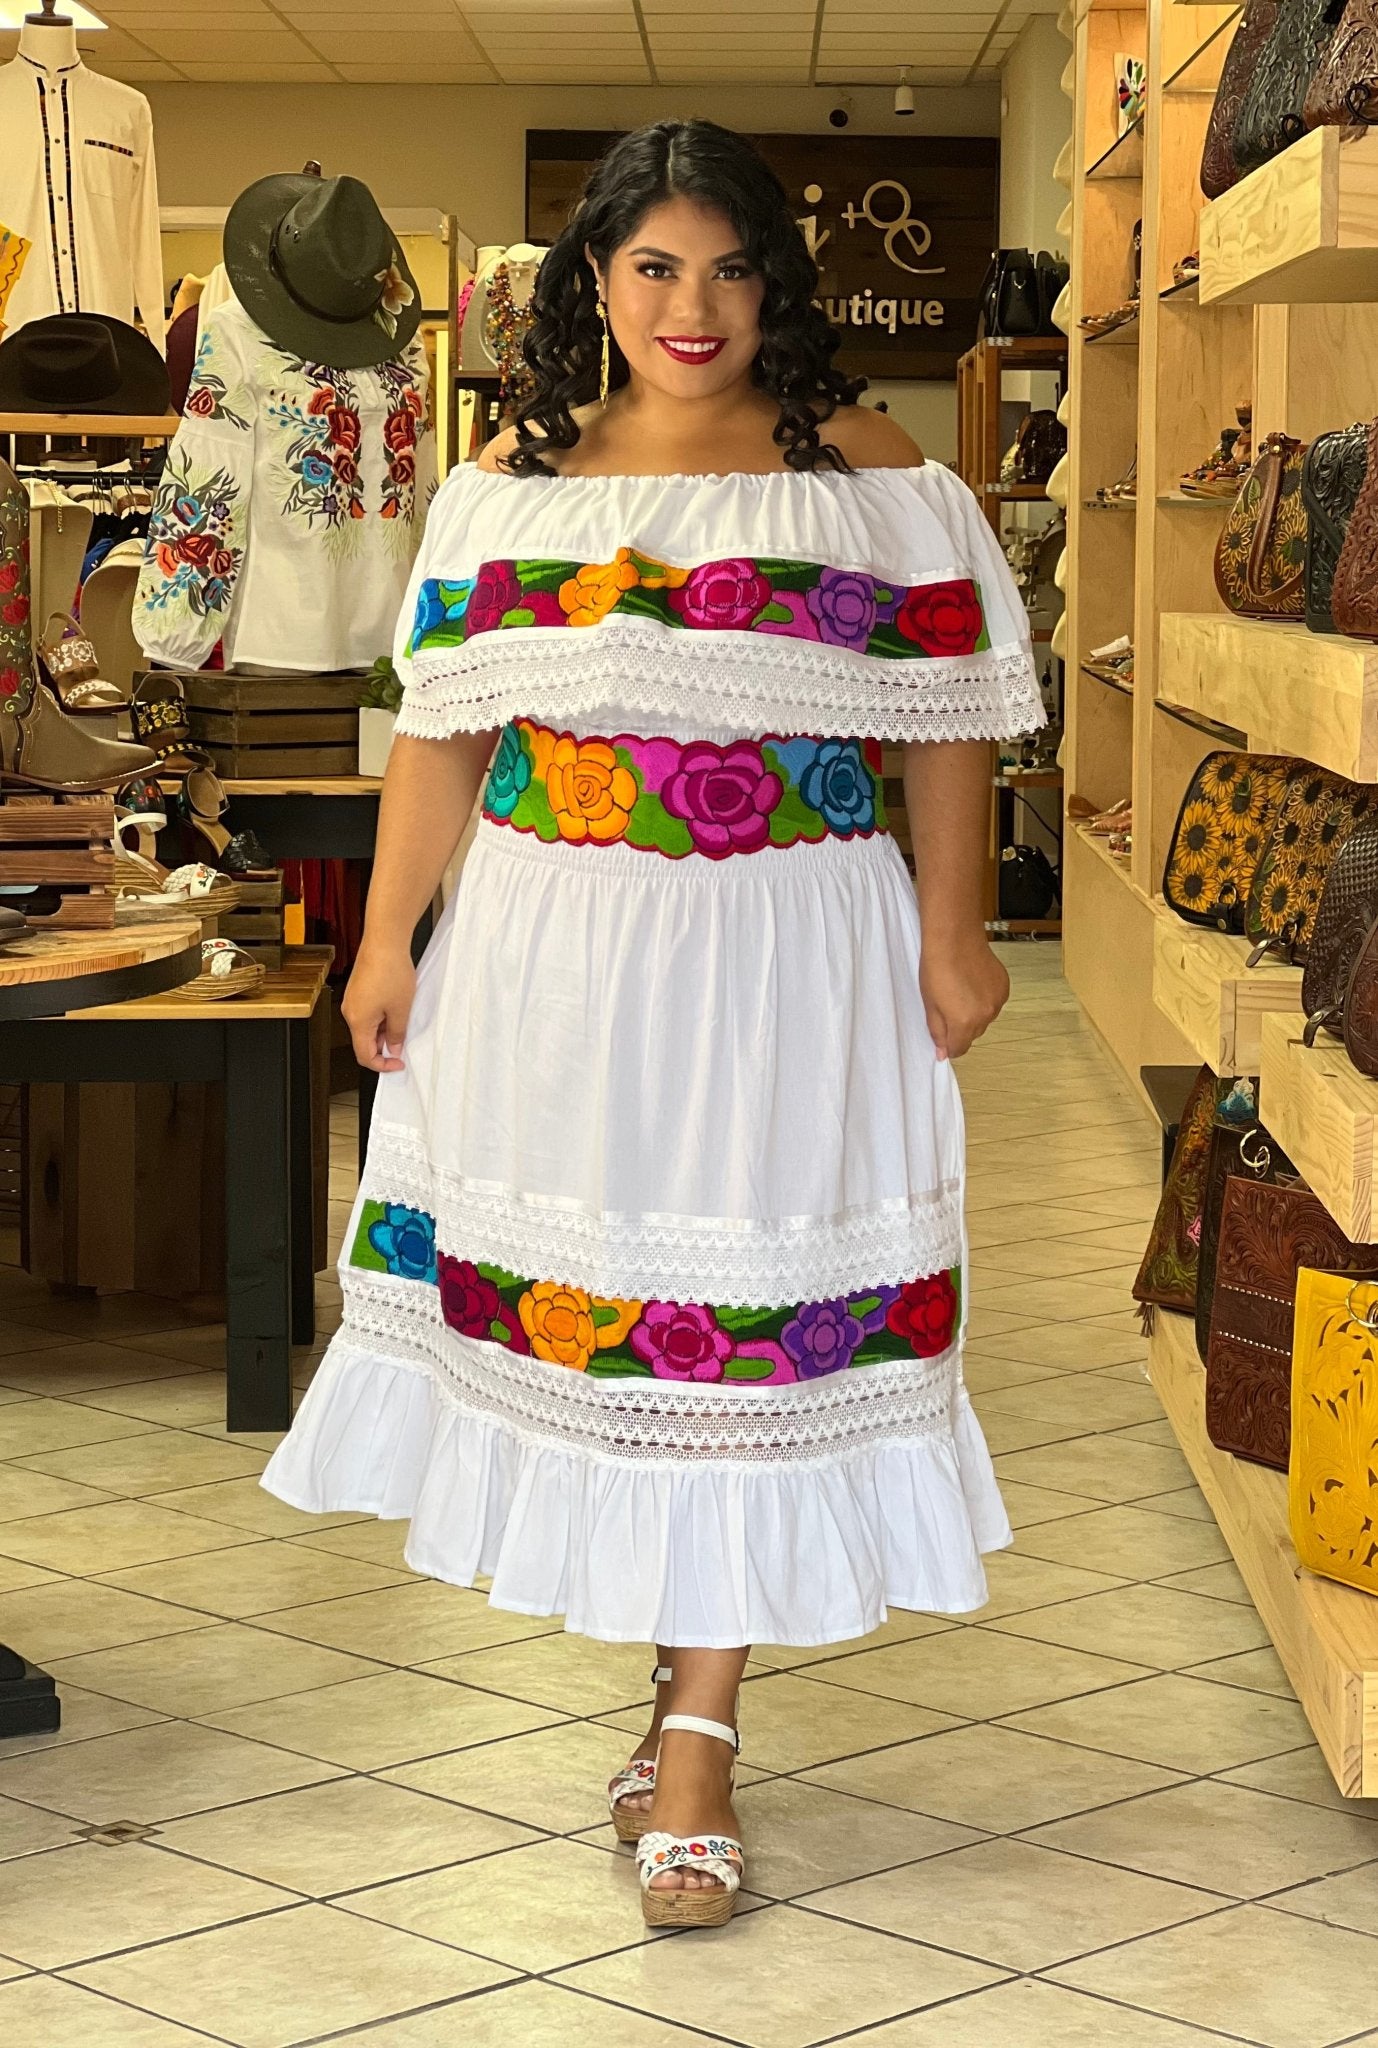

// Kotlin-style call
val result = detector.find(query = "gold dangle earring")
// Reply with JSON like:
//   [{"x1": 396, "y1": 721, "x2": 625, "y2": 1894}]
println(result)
[{"x1": 598, "y1": 294, "x2": 611, "y2": 407}]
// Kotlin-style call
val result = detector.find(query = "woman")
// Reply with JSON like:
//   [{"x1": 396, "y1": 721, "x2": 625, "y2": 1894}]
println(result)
[{"x1": 262, "y1": 119, "x2": 1041, "y2": 1931}]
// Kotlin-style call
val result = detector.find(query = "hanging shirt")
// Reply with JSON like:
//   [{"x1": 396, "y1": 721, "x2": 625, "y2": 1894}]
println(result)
[
  {"x1": 133, "y1": 300, "x2": 435, "y2": 674},
  {"x1": 0, "y1": 57, "x2": 165, "y2": 349}
]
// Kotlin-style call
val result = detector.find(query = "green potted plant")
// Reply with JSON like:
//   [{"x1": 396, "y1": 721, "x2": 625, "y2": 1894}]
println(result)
[{"x1": 358, "y1": 656, "x2": 402, "y2": 776}]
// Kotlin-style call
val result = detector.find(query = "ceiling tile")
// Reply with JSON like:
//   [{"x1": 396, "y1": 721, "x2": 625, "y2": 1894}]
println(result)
[
  {"x1": 174, "y1": 60, "x2": 339, "y2": 77},
  {"x1": 298, "y1": 30, "x2": 483, "y2": 59},
  {"x1": 100, "y1": 0, "x2": 277, "y2": 11},
  {"x1": 109, "y1": 8, "x2": 275, "y2": 27},
  {"x1": 333, "y1": 62, "x2": 497, "y2": 80},
  {"x1": 97, "y1": 60, "x2": 184, "y2": 79},
  {"x1": 466, "y1": 11, "x2": 629, "y2": 27},
  {"x1": 495, "y1": 60, "x2": 651, "y2": 78},
  {"x1": 134, "y1": 28, "x2": 314, "y2": 57}
]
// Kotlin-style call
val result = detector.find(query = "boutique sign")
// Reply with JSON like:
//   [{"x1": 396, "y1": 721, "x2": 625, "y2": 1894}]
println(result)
[{"x1": 527, "y1": 131, "x2": 1000, "y2": 381}]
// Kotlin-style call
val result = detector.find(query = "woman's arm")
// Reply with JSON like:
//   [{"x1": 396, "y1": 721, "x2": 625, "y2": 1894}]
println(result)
[
  {"x1": 342, "y1": 729, "x2": 498, "y2": 1072},
  {"x1": 902, "y1": 738, "x2": 1010, "y2": 1060}
]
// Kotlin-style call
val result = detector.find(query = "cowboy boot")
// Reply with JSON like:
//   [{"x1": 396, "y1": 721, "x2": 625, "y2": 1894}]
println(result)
[
  {"x1": 0, "y1": 458, "x2": 33, "y2": 711},
  {"x1": 0, "y1": 676, "x2": 159, "y2": 792}
]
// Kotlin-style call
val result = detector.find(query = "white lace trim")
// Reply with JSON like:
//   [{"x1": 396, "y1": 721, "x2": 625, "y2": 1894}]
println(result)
[
  {"x1": 361, "y1": 1119, "x2": 964, "y2": 1305},
  {"x1": 336, "y1": 1266, "x2": 963, "y2": 1467},
  {"x1": 398, "y1": 626, "x2": 1043, "y2": 746}
]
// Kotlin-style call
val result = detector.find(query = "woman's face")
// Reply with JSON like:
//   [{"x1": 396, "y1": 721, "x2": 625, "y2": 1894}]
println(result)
[{"x1": 590, "y1": 195, "x2": 766, "y2": 401}]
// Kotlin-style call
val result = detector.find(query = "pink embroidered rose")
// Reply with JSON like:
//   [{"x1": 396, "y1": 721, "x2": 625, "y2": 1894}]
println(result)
[
  {"x1": 466, "y1": 560, "x2": 523, "y2": 637},
  {"x1": 669, "y1": 558, "x2": 771, "y2": 631},
  {"x1": 662, "y1": 740, "x2": 782, "y2": 857},
  {"x1": 806, "y1": 568, "x2": 878, "y2": 652},
  {"x1": 632, "y1": 1301, "x2": 733, "y2": 1382},
  {"x1": 184, "y1": 385, "x2": 217, "y2": 420}
]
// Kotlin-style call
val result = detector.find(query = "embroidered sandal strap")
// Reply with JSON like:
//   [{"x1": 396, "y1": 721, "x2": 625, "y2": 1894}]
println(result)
[
  {"x1": 607, "y1": 1663, "x2": 675, "y2": 1814},
  {"x1": 637, "y1": 1830, "x2": 745, "y2": 1897}
]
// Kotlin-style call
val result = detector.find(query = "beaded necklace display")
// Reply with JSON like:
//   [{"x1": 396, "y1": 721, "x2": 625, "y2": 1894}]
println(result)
[{"x1": 482, "y1": 261, "x2": 539, "y2": 419}]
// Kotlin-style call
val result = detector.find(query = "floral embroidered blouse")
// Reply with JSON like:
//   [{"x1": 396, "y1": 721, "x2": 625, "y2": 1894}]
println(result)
[{"x1": 133, "y1": 300, "x2": 435, "y2": 674}]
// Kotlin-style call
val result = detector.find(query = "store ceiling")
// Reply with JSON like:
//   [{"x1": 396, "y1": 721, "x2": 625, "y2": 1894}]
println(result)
[{"x1": 0, "y1": 0, "x2": 1058, "y2": 87}]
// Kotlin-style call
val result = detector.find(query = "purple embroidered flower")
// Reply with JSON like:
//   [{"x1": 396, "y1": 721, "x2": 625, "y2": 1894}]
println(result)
[
  {"x1": 466, "y1": 560, "x2": 523, "y2": 636},
  {"x1": 631, "y1": 1301, "x2": 734, "y2": 1382},
  {"x1": 662, "y1": 740, "x2": 783, "y2": 858},
  {"x1": 782, "y1": 1298, "x2": 868, "y2": 1378},
  {"x1": 806, "y1": 568, "x2": 878, "y2": 651},
  {"x1": 669, "y1": 558, "x2": 772, "y2": 631}
]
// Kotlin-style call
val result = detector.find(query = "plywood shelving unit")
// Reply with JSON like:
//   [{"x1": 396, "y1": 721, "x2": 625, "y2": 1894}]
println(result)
[{"x1": 1065, "y1": 0, "x2": 1378, "y2": 1799}]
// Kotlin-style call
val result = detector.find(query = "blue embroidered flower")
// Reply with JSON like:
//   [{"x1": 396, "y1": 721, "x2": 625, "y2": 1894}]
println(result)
[
  {"x1": 366, "y1": 1203, "x2": 437, "y2": 1282},
  {"x1": 410, "y1": 577, "x2": 475, "y2": 653},
  {"x1": 799, "y1": 738, "x2": 875, "y2": 833},
  {"x1": 300, "y1": 452, "x2": 333, "y2": 488},
  {"x1": 485, "y1": 722, "x2": 533, "y2": 819}
]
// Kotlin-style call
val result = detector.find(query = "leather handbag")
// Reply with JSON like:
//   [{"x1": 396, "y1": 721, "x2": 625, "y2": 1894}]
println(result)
[
  {"x1": 1302, "y1": 812, "x2": 1378, "y2": 1041},
  {"x1": 1304, "y1": 0, "x2": 1378, "y2": 127},
  {"x1": 1301, "y1": 423, "x2": 1370, "y2": 634},
  {"x1": 1206, "y1": 1173, "x2": 1378, "y2": 1468},
  {"x1": 1342, "y1": 915, "x2": 1378, "y2": 1074},
  {"x1": 1036, "y1": 252, "x2": 1070, "y2": 335},
  {"x1": 1331, "y1": 416, "x2": 1378, "y2": 639},
  {"x1": 1012, "y1": 410, "x2": 1068, "y2": 484},
  {"x1": 1134, "y1": 1066, "x2": 1236, "y2": 1323},
  {"x1": 977, "y1": 249, "x2": 1041, "y2": 338},
  {"x1": 1202, "y1": 0, "x2": 1283, "y2": 197},
  {"x1": 1162, "y1": 750, "x2": 1294, "y2": 931},
  {"x1": 1232, "y1": 0, "x2": 1346, "y2": 175},
  {"x1": 1289, "y1": 1267, "x2": 1378, "y2": 1594},
  {"x1": 1195, "y1": 1116, "x2": 1297, "y2": 1364},
  {"x1": 1213, "y1": 432, "x2": 1309, "y2": 619},
  {"x1": 1245, "y1": 764, "x2": 1374, "y2": 964}
]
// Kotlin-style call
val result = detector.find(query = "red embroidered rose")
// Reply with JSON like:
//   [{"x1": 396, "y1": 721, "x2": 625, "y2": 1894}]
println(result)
[
  {"x1": 185, "y1": 385, "x2": 217, "y2": 419},
  {"x1": 1, "y1": 594, "x2": 29, "y2": 628},
  {"x1": 437, "y1": 1252, "x2": 501, "y2": 1339},
  {"x1": 0, "y1": 666, "x2": 22, "y2": 698},
  {"x1": 389, "y1": 452, "x2": 415, "y2": 489},
  {"x1": 895, "y1": 580, "x2": 984, "y2": 658},
  {"x1": 0, "y1": 560, "x2": 20, "y2": 594},
  {"x1": 308, "y1": 388, "x2": 333, "y2": 415},
  {"x1": 178, "y1": 533, "x2": 218, "y2": 568},
  {"x1": 209, "y1": 548, "x2": 237, "y2": 579},
  {"x1": 326, "y1": 405, "x2": 361, "y2": 452},
  {"x1": 334, "y1": 456, "x2": 360, "y2": 491},
  {"x1": 886, "y1": 1271, "x2": 958, "y2": 1357},
  {"x1": 383, "y1": 409, "x2": 416, "y2": 454}
]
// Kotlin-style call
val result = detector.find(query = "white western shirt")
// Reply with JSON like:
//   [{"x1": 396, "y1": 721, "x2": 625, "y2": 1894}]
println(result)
[{"x1": 0, "y1": 57, "x2": 165, "y2": 349}]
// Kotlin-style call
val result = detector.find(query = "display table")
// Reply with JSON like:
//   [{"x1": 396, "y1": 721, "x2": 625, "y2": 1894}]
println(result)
[
  {"x1": 0, "y1": 947, "x2": 333, "y2": 1433},
  {"x1": 0, "y1": 920, "x2": 202, "y2": 1020}
]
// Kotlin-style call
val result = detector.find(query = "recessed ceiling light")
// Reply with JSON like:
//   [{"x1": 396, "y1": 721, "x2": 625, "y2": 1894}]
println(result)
[{"x1": 0, "y1": 4, "x2": 108, "y2": 26}]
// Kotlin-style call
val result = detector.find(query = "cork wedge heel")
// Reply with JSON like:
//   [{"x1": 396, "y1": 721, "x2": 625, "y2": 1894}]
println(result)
[
  {"x1": 636, "y1": 1712, "x2": 744, "y2": 1930},
  {"x1": 606, "y1": 1663, "x2": 672, "y2": 1843}
]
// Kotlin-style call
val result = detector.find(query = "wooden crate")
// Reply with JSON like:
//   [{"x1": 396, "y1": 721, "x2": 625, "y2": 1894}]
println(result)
[
  {"x1": 152, "y1": 671, "x2": 361, "y2": 779},
  {"x1": 0, "y1": 795, "x2": 115, "y2": 928},
  {"x1": 219, "y1": 874, "x2": 285, "y2": 969}
]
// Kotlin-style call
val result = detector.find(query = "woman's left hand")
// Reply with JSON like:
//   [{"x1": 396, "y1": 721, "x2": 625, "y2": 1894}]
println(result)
[{"x1": 920, "y1": 931, "x2": 1010, "y2": 1060}]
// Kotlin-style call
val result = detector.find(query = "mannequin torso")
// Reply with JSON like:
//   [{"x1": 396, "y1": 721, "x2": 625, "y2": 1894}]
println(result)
[{"x1": 17, "y1": 18, "x2": 80, "y2": 70}]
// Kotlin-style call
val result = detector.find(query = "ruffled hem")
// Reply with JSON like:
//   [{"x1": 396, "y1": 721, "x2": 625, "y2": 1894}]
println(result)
[{"x1": 260, "y1": 1342, "x2": 1012, "y2": 1647}]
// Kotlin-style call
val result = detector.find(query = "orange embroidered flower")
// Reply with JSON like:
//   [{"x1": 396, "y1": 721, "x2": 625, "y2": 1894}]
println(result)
[
  {"x1": 559, "y1": 547, "x2": 641, "y2": 626},
  {"x1": 518, "y1": 1282, "x2": 642, "y2": 1369},
  {"x1": 546, "y1": 735, "x2": 637, "y2": 844}
]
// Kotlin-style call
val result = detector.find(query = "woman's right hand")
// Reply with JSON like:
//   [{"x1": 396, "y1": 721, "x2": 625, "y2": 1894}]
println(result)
[{"x1": 342, "y1": 942, "x2": 416, "y2": 1074}]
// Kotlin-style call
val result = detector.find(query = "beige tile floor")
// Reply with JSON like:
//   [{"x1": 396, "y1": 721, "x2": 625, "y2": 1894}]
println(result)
[{"x1": 1, "y1": 946, "x2": 1377, "y2": 2046}]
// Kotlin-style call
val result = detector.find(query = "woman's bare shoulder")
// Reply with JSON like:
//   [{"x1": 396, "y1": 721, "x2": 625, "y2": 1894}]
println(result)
[
  {"x1": 476, "y1": 405, "x2": 606, "y2": 475},
  {"x1": 824, "y1": 404, "x2": 925, "y2": 471},
  {"x1": 476, "y1": 426, "x2": 521, "y2": 474}
]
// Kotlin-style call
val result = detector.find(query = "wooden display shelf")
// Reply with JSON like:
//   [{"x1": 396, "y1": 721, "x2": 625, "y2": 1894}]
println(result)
[
  {"x1": 1159, "y1": 613, "x2": 1378, "y2": 781},
  {"x1": 0, "y1": 413, "x2": 179, "y2": 436},
  {"x1": 1258, "y1": 1010, "x2": 1378, "y2": 1242},
  {"x1": 1200, "y1": 126, "x2": 1378, "y2": 305},
  {"x1": 1149, "y1": 1306, "x2": 1378, "y2": 1799},
  {"x1": 1151, "y1": 898, "x2": 1302, "y2": 1069},
  {"x1": 980, "y1": 483, "x2": 1050, "y2": 501}
]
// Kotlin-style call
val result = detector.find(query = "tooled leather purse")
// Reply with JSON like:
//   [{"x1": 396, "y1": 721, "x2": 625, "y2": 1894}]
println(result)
[
  {"x1": 1342, "y1": 918, "x2": 1378, "y2": 1074},
  {"x1": 1163, "y1": 751, "x2": 1294, "y2": 931},
  {"x1": 1232, "y1": 0, "x2": 1347, "y2": 175},
  {"x1": 1304, "y1": 0, "x2": 1378, "y2": 127},
  {"x1": 1206, "y1": 1172, "x2": 1378, "y2": 1468},
  {"x1": 1202, "y1": 0, "x2": 1283, "y2": 197},
  {"x1": 1213, "y1": 432, "x2": 1309, "y2": 619},
  {"x1": 1331, "y1": 416, "x2": 1378, "y2": 638},
  {"x1": 1301, "y1": 423, "x2": 1370, "y2": 633},
  {"x1": 1245, "y1": 764, "x2": 1374, "y2": 964},
  {"x1": 1133, "y1": 1066, "x2": 1235, "y2": 1323},
  {"x1": 1012, "y1": 410, "x2": 1068, "y2": 485},
  {"x1": 1195, "y1": 1117, "x2": 1297, "y2": 1365},
  {"x1": 1302, "y1": 812, "x2": 1378, "y2": 1041}
]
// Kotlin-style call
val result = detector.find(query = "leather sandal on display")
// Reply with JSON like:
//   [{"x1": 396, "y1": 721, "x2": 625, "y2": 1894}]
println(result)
[
  {"x1": 0, "y1": 905, "x2": 32, "y2": 943},
  {"x1": 130, "y1": 672, "x2": 191, "y2": 753},
  {"x1": 0, "y1": 680, "x2": 159, "y2": 793},
  {"x1": 608, "y1": 1664, "x2": 673, "y2": 1843},
  {"x1": 113, "y1": 851, "x2": 242, "y2": 917},
  {"x1": 35, "y1": 612, "x2": 126, "y2": 715},
  {"x1": 637, "y1": 1712, "x2": 744, "y2": 1930},
  {"x1": 220, "y1": 829, "x2": 277, "y2": 879},
  {"x1": 177, "y1": 761, "x2": 236, "y2": 864},
  {"x1": 114, "y1": 777, "x2": 168, "y2": 860}
]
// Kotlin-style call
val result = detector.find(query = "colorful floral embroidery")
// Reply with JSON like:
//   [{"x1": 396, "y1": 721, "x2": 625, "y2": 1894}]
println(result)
[
  {"x1": 268, "y1": 355, "x2": 366, "y2": 532},
  {"x1": 143, "y1": 449, "x2": 243, "y2": 621},
  {"x1": 347, "y1": 1201, "x2": 960, "y2": 1383},
  {"x1": 408, "y1": 551, "x2": 989, "y2": 663},
  {"x1": 377, "y1": 361, "x2": 424, "y2": 524},
  {"x1": 183, "y1": 333, "x2": 250, "y2": 430},
  {"x1": 481, "y1": 720, "x2": 886, "y2": 859}
]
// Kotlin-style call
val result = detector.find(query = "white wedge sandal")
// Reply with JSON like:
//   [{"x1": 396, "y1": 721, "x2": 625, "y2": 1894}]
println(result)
[
  {"x1": 636, "y1": 1711, "x2": 745, "y2": 1930},
  {"x1": 606, "y1": 1663, "x2": 672, "y2": 1843}
]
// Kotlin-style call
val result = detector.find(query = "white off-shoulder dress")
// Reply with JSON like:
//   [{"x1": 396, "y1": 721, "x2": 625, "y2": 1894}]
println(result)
[{"x1": 262, "y1": 462, "x2": 1044, "y2": 1647}]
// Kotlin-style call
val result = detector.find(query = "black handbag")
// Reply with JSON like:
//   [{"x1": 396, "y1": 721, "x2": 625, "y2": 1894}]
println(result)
[
  {"x1": 999, "y1": 843, "x2": 1059, "y2": 920},
  {"x1": 1301, "y1": 423, "x2": 1370, "y2": 634},
  {"x1": 1036, "y1": 252, "x2": 1069, "y2": 335},
  {"x1": 977, "y1": 249, "x2": 1042, "y2": 339},
  {"x1": 1232, "y1": 0, "x2": 1347, "y2": 175},
  {"x1": 1012, "y1": 410, "x2": 1068, "y2": 485}
]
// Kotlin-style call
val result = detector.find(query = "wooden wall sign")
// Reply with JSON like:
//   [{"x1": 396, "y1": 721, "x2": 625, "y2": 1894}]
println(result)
[{"x1": 527, "y1": 130, "x2": 1000, "y2": 381}]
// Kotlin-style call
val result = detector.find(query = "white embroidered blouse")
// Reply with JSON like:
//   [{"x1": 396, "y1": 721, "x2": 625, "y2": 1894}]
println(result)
[
  {"x1": 134, "y1": 301, "x2": 435, "y2": 675},
  {"x1": 393, "y1": 460, "x2": 1043, "y2": 746}
]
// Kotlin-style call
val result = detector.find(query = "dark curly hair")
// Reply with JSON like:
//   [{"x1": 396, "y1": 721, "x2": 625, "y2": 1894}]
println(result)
[{"x1": 505, "y1": 120, "x2": 865, "y2": 479}]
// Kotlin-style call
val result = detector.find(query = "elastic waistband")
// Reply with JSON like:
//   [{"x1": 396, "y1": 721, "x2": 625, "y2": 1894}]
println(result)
[{"x1": 481, "y1": 718, "x2": 887, "y2": 861}]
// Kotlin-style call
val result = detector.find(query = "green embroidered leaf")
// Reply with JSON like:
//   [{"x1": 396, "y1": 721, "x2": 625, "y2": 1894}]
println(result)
[
  {"x1": 716, "y1": 1304, "x2": 780, "y2": 1332},
  {"x1": 624, "y1": 788, "x2": 693, "y2": 856},
  {"x1": 586, "y1": 1355, "x2": 653, "y2": 1378},
  {"x1": 849, "y1": 1293, "x2": 884, "y2": 1320},
  {"x1": 514, "y1": 557, "x2": 573, "y2": 591},
  {"x1": 518, "y1": 777, "x2": 559, "y2": 842},
  {"x1": 857, "y1": 1327, "x2": 921, "y2": 1363},
  {"x1": 723, "y1": 1352, "x2": 781, "y2": 1380},
  {"x1": 348, "y1": 1200, "x2": 390, "y2": 1274},
  {"x1": 477, "y1": 1262, "x2": 527, "y2": 1291},
  {"x1": 756, "y1": 602, "x2": 794, "y2": 625},
  {"x1": 755, "y1": 558, "x2": 816, "y2": 590},
  {"x1": 501, "y1": 607, "x2": 535, "y2": 628},
  {"x1": 591, "y1": 1303, "x2": 622, "y2": 1330}
]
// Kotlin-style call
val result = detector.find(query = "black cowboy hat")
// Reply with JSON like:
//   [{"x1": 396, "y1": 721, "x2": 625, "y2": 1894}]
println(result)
[
  {"x1": 224, "y1": 172, "x2": 421, "y2": 371},
  {"x1": 0, "y1": 314, "x2": 170, "y2": 417}
]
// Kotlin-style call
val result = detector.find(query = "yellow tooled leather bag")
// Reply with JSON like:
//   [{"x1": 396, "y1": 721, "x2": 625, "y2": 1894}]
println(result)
[
  {"x1": 1214, "y1": 431, "x2": 1309, "y2": 619},
  {"x1": 1289, "y1": 1267, "x2": 1378, "y2": 1594}
]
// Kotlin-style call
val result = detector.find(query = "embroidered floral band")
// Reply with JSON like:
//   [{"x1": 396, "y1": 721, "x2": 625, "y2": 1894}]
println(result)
[
  {"x1": 408, "y1": 550, "x2": 990, "y2": 663},
  {"x1": 482, "y1": 719, "x2": 886, "y2": 858},
  {"x1": 348, "y1": 1199, "x2": 961, "y2": 1385}
]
